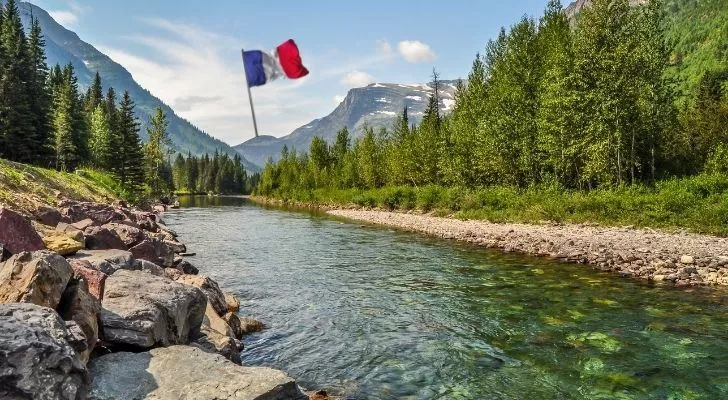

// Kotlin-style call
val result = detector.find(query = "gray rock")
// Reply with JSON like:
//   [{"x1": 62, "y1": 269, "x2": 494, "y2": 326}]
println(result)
[
  {"x1": 138, "y1": 260, "x2": 166, "y2": 277},
  {"x1": 178, "y1": 260, "x2": 199, "y2": 275},
  {"x1": 240, "y1": 317, "x2": 266, "y2": 335},
  {"x1": 174, "y1": 274, "x2": 227, "y2": 316},
  {"x1": 104, "y1": 222, "x2": 146, "y2": 248},
  {"x1": 99, "y1": 270, "x2": 206, "y2": 349},
  {"x1": 0, "y1": 251, "x2": 73, "y2": 308},
  {"x1": 84, "y1": 226, "x2": 126, "y2": 250},
  {"x1": 193, "y1": 325, "x2": 241, "y2": 365},
  {"x1": 164, "y1": 239, "x2": 187, "y2": 254},
  {"x1": 0, "y1": 303, "x2": 88, "y2": 400},
  {"x1": 58, "y1": 278, "x2": 101, "y2": 363},
  {"x1": 129, "y1": 239, "x2": 175, "y2": 267},
  {"x1": 68, "y1": 249, "x2": 139, "y2": 275},
  {"x1": 88, "y1": 346, "x2": 305, "y2": 400},
  {"x1": 34, "y1": 205, "x2": 63, "y2": 227}
]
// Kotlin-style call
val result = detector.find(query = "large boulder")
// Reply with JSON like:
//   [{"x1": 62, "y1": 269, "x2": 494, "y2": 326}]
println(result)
[
  {"x1": 0, "y1": 303, "x2": 88, "y2": 399},
  {"x1": 164, "y1": 240, "x2": 187, "y2": 254},
  {"x1": 130, "y1": 239, "x2": 174, "y2": 267},
  {"x1": 41, "y1": 233, "x2": 84, "y2": 256},
  {"x1": 56, "y1": 222, "x2": 85, "y2": 243},
  {"x1": 99, "y1": 270, "x2": 206, "y2": 349},
  {"x1": 58, "y1": 279, "x2": 101, "y2": 364},
  {"x1": 0, "y1": 207, "x2": 45, "y2": 254},
  {"x1": 84, "y1": 226, "x2": 126, "y2": 250},
  {"x1": 177, "y1": 260, "x2": 199, "y2": 275},
  {"x1": 68, "y1": 249, "x2": 138, "y2": 276},
  {"x1": 34, "y1": 205, "x2": 63, "y2": 227},
  {"x1": 175, "y1": 274, "x2": 227, "y2": 316},
  {"x1": 88, "y1": 346, "x2": 305, "y2": 400},
  {"x1": 0, "y1": 251, "x2": 72, "y2": 308},
  {"x1": 104, "y1": 222, "x2": 146, "y2": 248},
  {"x1": 68, "y1": 260, "x2": 107, "y2": 300},
  {"x1": 60, "y1": 201, "x2": 124, "y2": 226}
]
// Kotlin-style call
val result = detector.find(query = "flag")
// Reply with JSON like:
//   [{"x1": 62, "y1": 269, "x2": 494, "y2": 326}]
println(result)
[{"x1": 243, "y1": 39, "x2": 309, "y2": 87}]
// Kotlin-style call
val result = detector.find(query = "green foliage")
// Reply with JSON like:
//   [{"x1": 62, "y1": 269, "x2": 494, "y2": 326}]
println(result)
[
  {"x1": 143, "y1": 106, "x2": 174, "y2": 197},
  {"x1": 171, "y1": 151, "x2": 255, "y2": 195}
]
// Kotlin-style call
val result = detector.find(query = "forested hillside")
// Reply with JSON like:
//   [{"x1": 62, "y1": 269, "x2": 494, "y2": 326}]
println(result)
[{"x1": 256, "y1": 0, "x2": 728, "y2": 233}]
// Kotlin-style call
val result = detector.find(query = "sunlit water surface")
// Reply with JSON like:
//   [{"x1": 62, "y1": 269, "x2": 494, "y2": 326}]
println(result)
[{"x1": 164, "y1": 196, "x2": 728, "y2": 399}]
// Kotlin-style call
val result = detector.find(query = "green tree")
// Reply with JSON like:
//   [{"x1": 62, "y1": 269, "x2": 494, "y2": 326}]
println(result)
[
  {"x1": 26, "y1": 15, "x2": 52, "y2": 165},
  {"x1": 88, "y1": 105, "x2": 113, "y2": 170},
  {"x1": 116, "y1": 91, "x2": 144, "y2": 191},
  {"x1": 143, "y1": 106, "x2": 173, "y2": 196}
]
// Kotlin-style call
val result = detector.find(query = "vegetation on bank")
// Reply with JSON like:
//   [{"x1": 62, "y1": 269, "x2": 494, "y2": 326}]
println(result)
[
  {"x1": 171, "y1": 152, "x2": 257, "y2": 196},
  {"x1": 256, "y1": 0, "x2": 728, "y2": 235},
  {"x1": 0, "y1": 158, "x2": 120, "y2": 213}
]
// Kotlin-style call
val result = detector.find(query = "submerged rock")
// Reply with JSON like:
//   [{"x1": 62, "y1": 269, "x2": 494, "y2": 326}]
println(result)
[
  {"x1": 99, "y1": 270, "x2": 206, "y2": 349},
  {"x1": 88, "y1": 345, "x2": 305, "y2": 400},
  {"x1": 0, "y1": 251, "x2": 72, "y2": 308},
  {"x1": 0, "y1": 207, "x2": 45, "y2": 254},
  {"x1": 239, "y1": 317, "x2": 266, "y2": 335},
  {"x1": 0, "y1": 303, "x2": 88, "y2": 399}
]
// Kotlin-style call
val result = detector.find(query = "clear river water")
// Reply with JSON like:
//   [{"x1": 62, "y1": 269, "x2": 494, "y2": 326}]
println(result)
[{"x1": 165, "y1": 196, "x2": 728, "y2": 399}]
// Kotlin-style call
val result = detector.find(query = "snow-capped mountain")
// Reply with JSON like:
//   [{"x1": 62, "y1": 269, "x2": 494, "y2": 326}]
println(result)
[{"x1": 235, "y1": 81, "x2": 459, "y2": 167}]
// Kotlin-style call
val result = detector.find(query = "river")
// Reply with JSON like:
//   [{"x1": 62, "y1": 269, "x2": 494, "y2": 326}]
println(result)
[{"x1": 165, "y1": 196, "x2": 728, "y2": 399}]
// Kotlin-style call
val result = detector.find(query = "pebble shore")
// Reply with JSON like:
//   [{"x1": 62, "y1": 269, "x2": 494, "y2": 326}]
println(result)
[{"x1": 328, "y1": 209, "x2": 728, "y2": 287}]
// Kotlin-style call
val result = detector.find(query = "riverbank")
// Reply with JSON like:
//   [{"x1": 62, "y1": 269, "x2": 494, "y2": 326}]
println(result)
[
  {"x1": 0, "y1": 159, "x2": 309, "y2": 398},
  {"x1": 327, "y1": 209, "x2": 728, "y2": 287}
]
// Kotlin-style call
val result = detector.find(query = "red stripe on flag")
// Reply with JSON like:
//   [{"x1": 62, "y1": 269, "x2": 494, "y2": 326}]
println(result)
[{"x1": 277, "y1": 39, "x2": 309, "y2": 79}]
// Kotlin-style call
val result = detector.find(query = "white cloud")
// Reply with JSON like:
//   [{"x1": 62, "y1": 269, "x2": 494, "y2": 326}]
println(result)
[
  {"x1": 397, "y1": 40, "x2": 437, "y2": 63},
  {"x1": 97, "y1": 18, "x2": 322, "y2": 143},
  {"x1": 334, "y1": 95, "x2": 346, "y2": 104},
  {"x1": 48, "y1": 10, "x2": 78, "y2": 26},
  {"x1": 341, "y1": 70, "x2": 374, "y2": 87},
  {"x1": 48, "y1": 1, "x2": 88, "y2": 28}
]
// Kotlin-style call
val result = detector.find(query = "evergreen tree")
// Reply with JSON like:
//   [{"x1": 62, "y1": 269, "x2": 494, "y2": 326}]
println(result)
[
  {"x1": 62, "y1": 64, "x2": 89, "y2": 166},
  {"x1": 85, "y1": 72, "x2": 103, "y2": 117},
  {"x1": 0, "y1": 0, "x2": 34, "y2": 162},
  {"x1": 116, "y1": 91, "x2": 144, "y2": 191},
  {"x1": 143, "y1": 106, "x2": 173, "y2": 196},
  {"x1": 26, "y1": 15, "x2": 52, "y2": 165}
]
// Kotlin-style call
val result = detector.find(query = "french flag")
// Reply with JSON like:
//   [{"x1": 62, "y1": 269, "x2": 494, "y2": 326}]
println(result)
[{"x1": 243, "y1": 39, "x2": 309, "y2": 87}]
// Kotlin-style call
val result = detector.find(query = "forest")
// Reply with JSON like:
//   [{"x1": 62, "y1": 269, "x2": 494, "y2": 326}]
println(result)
[
  {"x1": 255, "y1": 0, "x2": 728, "y2": 234},
  {"x1": 0, "y1": 0, "x2": 254, "y2": 199}
]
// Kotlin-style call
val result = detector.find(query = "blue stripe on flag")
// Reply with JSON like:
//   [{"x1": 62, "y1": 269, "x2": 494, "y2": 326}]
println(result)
[{"x1": 243, "y1": 50, "x2": 266, "y2": 87}]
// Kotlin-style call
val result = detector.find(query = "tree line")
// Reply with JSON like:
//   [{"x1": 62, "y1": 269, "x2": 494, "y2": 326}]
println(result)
[
  {"x1": 257, "y1": 0, "x2": 727, "y2": 196},
  {"x1": 0, "y1": 0, "x2": 256, "y2": 198},
  {"x1": 171, "y1": 152, "x2": 257, "y2": 195}
]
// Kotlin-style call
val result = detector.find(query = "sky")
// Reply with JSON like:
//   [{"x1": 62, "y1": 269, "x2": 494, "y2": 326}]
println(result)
[{"x1": 31, "y1": 0, "x2": 564, "y2": 145}]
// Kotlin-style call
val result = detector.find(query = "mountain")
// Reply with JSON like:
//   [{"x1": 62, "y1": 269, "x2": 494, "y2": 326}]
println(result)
[
  {"x1": 235, "y1": 81, "x2": 458, "y2": 167},
  {"x1": 15, "y1": 2, "x2": 259, "y2": 172}
]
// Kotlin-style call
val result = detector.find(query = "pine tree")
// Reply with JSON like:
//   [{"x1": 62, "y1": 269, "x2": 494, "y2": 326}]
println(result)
[
  {"x1": 62, "y1": 64, "x2": 89, "y2": 166},
  {"x1": 52, "y1": 83, "x2": 75, "y2": 171},
  {"x1": 0, "y1": 0, "x2": 34, "y2": 162},
  {"x1": 116, "y1": 91, "x2": 144, "y2": 191},
  {"x1": 26, "y1": 15, "x2": 52, "y2": 165},
  {"x1": 85, "y1": 72, "x2": 103, "y2": 116}
]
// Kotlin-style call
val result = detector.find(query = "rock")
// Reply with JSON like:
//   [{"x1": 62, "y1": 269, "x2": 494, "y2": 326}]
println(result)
[
  {"x1": 164, "y1": 267, "x2": 183, "y2": 280},
  {"x1": 68, "y1": 249, "x2": 138, "y2": 275},
  {"x1": 99, "y1": 270, "x2": 206, "y2": 349},
  {"x1": 41, "y1": 233, "x2": 84, "y2": 256},
  {"x1": 63, "y1": 319, "x2": 90, "y2": 357},
  {"x1": 70, "y1": 218, "x2": 94, "y2": 231},
  {"x1": 680, "y1": 266, "x2": 698, "y2": 275},
  {"x1": 223, "y1": 312, "x2": 243, "y2": 339},
  {"x1": 194, "y1": 325, "x2": 241, "y2": 364},
  {"x1": 138, "y1": 218, "x2": 159, "y2": 233},
  {"x1": 680, "y1": 255, "x2": 695, "y2": 265},
  {"x1": 202, "y1": 303, "x2": 235, "y2": 338},
  {"x1": 0, "y1": 207, "x2": 45, "y2": 254},
  {"x1": 0, "y1": 242, "x2": 11, "y2": 262},
  {"x1": 0, "y1": 303, "x2": 88, "y2": 399},
  {"x1": 105, "y1": 222, "x2": 146, "y2": 248},
  {"x1": 58, "y1": 278, "x2": 101, "y2": 364},
  {"x1": 130, "y1": 239, "x2": 175, "y2": 267},
  {"x1": 138, "y1": 260, "x2": 166, "y2": 277},
  {"x1": 88, "y1": 346, "x2": 305, "y2": 400},
  {"x1": 178, "y1": 260, "x2": 199, "y2": 275},
  {"x1": 164, "y1": 239, "x2": 187, "y2": 254},
  {"x1": 84, "y1": 226, "x2": 126, "y2": 250},
  {"x1": 240, "y1": 317, "x2": 265, "y2": 334},
  {"x1": 224, "y1": 292, "x2": 240, "y2": 313},
  {"x1": 56, "y1": 222, "x2": 85, "y2": 243},
  {"x1": 153, "y1": 205, "x2": 166, "y2": 213},
  {"x1": 717, "y1": 256, "x2": 728, "y2": 267},
  {"x1": 68, "y1": 259, "x2": 107, "y2": 300},
  {"x1": 34, "y1": 205, "x2": 63, "y2": 227},
  {"x1": 0, "y1": 251, "x2": 72, "y2": 308},
  {"x1": 175, "y1": 274, "x2": 227, "y2": 316}
]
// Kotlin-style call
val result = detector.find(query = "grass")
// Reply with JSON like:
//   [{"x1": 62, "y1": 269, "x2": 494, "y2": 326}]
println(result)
[
  {"x1": 0, "y1": 158, "x2": 121, "y2": 214},
  {"x1": 259, "y1": 174, "x2": 728, "y2": 236}
]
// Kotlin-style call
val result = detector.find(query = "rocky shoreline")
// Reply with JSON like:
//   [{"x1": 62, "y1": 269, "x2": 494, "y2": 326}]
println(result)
[
  {"x1": 0, "y1": 199, "x2": 309, "y2": 399},
  {"x1": 327, "y1": 209, "x2": 728, "y2": 287}
]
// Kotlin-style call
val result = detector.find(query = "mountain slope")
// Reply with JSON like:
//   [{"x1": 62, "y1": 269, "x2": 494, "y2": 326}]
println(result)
[
  {"x1": 235, "y1": 81, "x2": 458, "y2": 167},
  {"x1": 16, "y1": 2, "x2": 258, "y2": 171}
]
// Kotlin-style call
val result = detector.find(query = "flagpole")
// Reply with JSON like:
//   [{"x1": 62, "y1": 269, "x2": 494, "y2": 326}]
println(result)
[{"x1": 240, "y1": 49, "x2": 260, "y2": 138}]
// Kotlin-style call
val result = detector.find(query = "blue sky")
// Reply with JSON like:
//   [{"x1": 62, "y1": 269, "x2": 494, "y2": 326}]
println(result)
[{"x1": 32, "y1": 0, "x2": 564, "y2": 145}]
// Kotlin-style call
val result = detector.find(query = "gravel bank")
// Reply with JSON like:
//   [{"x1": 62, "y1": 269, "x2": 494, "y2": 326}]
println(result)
[{"x1": 328, "y1": 209, "x2": 728, "y2": 287}]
